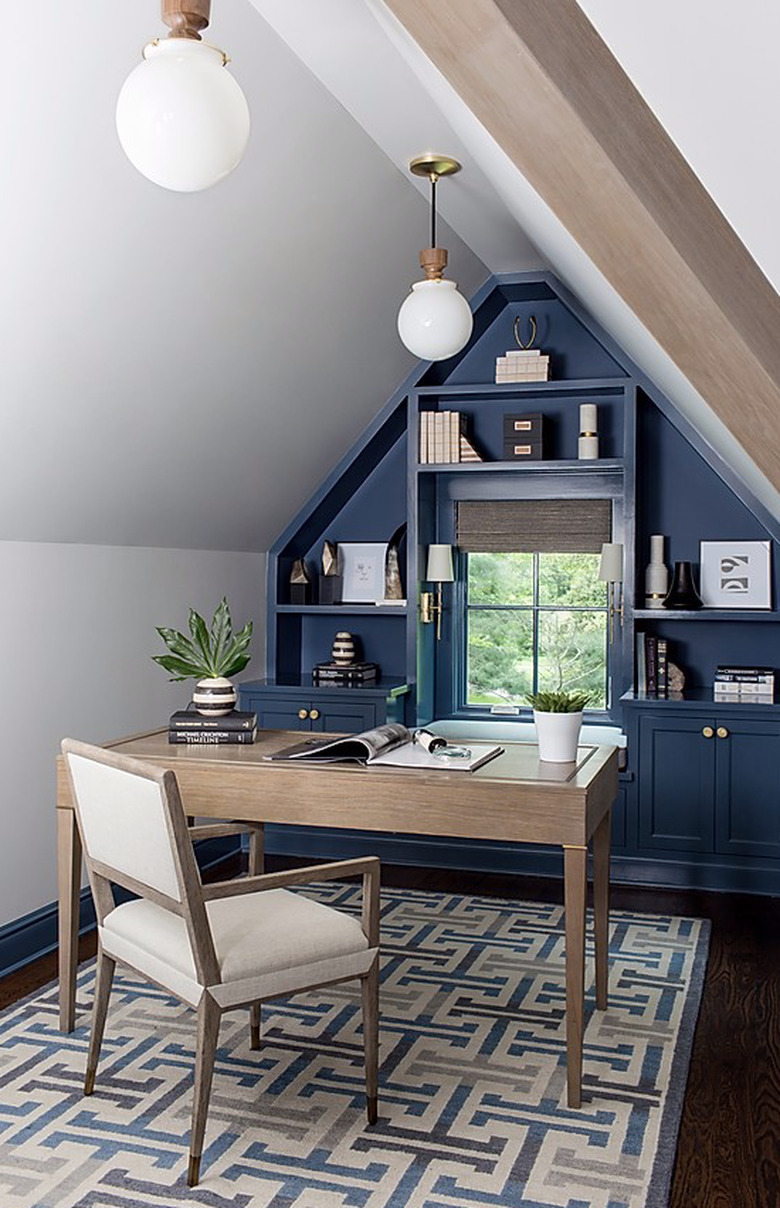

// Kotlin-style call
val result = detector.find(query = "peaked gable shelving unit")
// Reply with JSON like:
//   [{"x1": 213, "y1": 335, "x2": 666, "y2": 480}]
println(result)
[{"x1": 243, "y1": 271, "x2": 780, "y2": 894}]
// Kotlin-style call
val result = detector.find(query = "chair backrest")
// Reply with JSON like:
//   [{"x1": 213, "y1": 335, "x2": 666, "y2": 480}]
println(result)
[
  {"x1": 63, "y1": 739, "x2": 185, "y2": 900},
  {"x1": 61, "y1": 738, "x2": 219, "y2": 983}
]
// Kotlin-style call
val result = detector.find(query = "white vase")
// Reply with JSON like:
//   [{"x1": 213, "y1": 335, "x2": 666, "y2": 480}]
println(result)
[
  {"x1": 533, "y1": 709, "x2": 583, "y2": 763},
  {"x1": 192, "y1": 676, "x2": 237, "y2": 717},
  {"x1": 645, "y1": 534, "x2": 669, "y2": 609}
]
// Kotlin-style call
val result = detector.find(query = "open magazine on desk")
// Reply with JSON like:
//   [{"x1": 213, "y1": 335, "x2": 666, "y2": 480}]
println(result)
[{"x1": 266, "y1": 723, "x2": 503, "y2": 773}]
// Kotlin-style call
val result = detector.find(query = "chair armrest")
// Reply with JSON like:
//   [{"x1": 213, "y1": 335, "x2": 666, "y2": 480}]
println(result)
[
  {"x1": 203, "y1": 856, "x2": 381, "y2": 945},
  {"x1": 188, "y1": 821, "x2": 262, "y2": 842}
]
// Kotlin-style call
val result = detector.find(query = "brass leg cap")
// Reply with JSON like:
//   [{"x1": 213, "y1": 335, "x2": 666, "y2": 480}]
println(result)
[
  {"x1": 250, "y1": 1024, "x2": 260, "y2": 1050},
  {"x1": 187, "y1": 1155, "x2": 201, "y2": 1187},
  {"x1": 367, "y1": 1095, "x2": 378, "y2": 1125},
  {"x1": 84, "y1": 1069, "x2": 96, "y2": 1096}
]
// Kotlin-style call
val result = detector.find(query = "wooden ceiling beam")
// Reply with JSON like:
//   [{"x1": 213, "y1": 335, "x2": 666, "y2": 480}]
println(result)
[{"x1": 383, "y1": 0, "x2": 780, "y2": 493}]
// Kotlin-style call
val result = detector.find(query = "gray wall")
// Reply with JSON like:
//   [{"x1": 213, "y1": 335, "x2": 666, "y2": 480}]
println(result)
[{"x1": 0, "y1": 542, "x2": 264, "y2": 927}]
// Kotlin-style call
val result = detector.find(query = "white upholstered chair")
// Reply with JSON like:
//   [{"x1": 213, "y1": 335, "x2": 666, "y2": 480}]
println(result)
[{"x1": 61, "y1": 738, "x2": 380, "y2": 1186}]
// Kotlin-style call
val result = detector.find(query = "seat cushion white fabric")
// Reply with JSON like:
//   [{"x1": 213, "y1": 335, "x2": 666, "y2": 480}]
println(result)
[{"x1": 102, "y1": 888, "x2": 369, "y2": 989}]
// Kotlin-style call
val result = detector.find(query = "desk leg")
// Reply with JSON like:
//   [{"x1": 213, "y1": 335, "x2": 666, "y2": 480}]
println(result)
[
  {"x1": 593, "y1": 808, "x2": 611, "y2": 1011},
  {"x1": 563, "y1": 843, "x2": 587, "y2": 1109},
  {"x1": 58, "y1": 808, "x2": 81, "y2": 1033}
]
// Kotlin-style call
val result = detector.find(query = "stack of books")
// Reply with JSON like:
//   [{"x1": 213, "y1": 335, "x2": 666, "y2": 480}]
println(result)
[
  {"x1": 168, "y1": 708, "x2": 257, "y2": 744},
  {"x1": 419, "y1": 411, "x2": 482, "y2": 464},
  {"x1": 635, "y1": 631, "x2": 669, "y2": 696},
  {"x1": 494, "y1": 349, "x2": 550, "y2": 383},
  {"x1": 713, "y1": 666, "x2": 775, "y2": 702},
  {"x1": 312, "y1": 661, "x2": 379, "y2": 686}
]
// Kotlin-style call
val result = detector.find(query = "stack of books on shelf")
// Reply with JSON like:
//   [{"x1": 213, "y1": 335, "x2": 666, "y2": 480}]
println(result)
[
  {"x1": 419, "y1": 411, "x2": 482, "y2": 464},
  {"x1": 312, "y1": 661, "x2": 379, "y2": 686},
  {"x1": 713, "y1": 666, "x2": 775, "y2": 702},
  {"x1": 635, "y1": 631, "x2": 669, "y2": 696},
  {"x1": 494, "y1": 349, "x2": 550, "y2": 383},
  {"x1": 168, "y1": 708, "x2": 257, "y2": 744}
]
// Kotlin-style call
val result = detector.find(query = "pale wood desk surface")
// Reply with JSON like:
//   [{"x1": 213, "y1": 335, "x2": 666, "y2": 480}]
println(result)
[{"x1": 57, "y1": 729, "x2": 618, "y2": 1108}]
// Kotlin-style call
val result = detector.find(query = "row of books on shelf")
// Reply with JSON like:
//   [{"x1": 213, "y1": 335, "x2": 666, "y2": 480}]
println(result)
[
  {"x1": 418, "y1": 411, "x2": 482, "y2": 464},
  {"x1": 168, "y1": 708, "x2": 257, "y2": 744},
  {"x1": 713, "y1": 666, "x2": 775, "y2": 701}
]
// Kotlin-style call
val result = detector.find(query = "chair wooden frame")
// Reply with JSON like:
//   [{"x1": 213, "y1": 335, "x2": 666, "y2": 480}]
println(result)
[{"x1": 61, "y1": 738, "x2": 380, "y2": 1187}]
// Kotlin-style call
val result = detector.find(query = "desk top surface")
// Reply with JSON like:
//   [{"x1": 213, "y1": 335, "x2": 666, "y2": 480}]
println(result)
[{"x1": 58, "y1": 730, "x2": 619, "y2": 847}]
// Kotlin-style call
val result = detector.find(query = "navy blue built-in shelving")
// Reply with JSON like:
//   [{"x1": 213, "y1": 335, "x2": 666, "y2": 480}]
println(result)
[{"x1": 254, "y1": 270, "x2": 780, "y2": 893}]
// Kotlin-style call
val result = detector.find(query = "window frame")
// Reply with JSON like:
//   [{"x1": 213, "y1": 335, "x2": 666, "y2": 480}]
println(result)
[{"x1": 435, "y1": 469, "x2": 626, "y2": 724}]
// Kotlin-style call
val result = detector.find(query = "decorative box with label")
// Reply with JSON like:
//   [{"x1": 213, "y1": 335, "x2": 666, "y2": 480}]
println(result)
[{"x1": 503, "y1": 413, "x2": 545, "y2": 461}]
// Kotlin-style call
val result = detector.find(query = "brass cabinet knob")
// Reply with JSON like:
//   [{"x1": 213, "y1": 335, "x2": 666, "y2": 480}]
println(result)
[
  {"x1": 298, "y1": 708, "x2": 309, "y2": 720},
  {"x1": 310, "y1": 709, "x2": 320, "y2": 720},
  {"x1": 702, "y1": 726, "x2": 714, "y2": 739},
  {"x1": 717, "y1": 726, "x2": 729, "y2": 739}
]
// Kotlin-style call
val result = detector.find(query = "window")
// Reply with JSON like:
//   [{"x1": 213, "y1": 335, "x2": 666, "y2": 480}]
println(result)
[
  {"x1": 455, "y1": 496, "x2": 614, "y2": 712},
  {"x1": 466, "y1": 551, "x2": 608, "y2": 708}
]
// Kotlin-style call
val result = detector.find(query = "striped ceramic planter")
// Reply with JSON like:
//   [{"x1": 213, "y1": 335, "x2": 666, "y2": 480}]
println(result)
[{"x1": 192, "y1": 677, "x2": 237, "y2": 717}]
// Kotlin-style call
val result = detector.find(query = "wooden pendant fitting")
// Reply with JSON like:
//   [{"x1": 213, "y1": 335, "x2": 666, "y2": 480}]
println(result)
[
  {"x1": 163, "y1": 0, "x2": 211, "y2": 39},
  {"x1": 419, "y1": 247, "x2": 449, "y2": 281}
]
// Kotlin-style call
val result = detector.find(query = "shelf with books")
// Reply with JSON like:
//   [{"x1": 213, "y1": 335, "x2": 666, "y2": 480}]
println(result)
[{"x1": 417, "y1": 458, "x2": 624, "y2": 474}]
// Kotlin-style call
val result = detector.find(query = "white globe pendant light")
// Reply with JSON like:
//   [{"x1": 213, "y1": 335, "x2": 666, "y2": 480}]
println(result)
[
  {"x1": 116, "y1": 0, "x2": 250, "y2": 193},
  {"x1": 397, "y1": 155, "x2": 473, "y2": 362}
]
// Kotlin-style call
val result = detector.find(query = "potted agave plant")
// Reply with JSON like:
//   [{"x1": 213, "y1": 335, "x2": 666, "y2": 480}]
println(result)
[
  {"x1": 153, "y1": 598, "x2": 253, "y2": 717},
  {"x1": 527, "y1": 689, "x2": 591, "y2": 763}
]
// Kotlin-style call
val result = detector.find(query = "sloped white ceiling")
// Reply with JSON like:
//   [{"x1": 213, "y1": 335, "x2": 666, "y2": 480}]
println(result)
[
  {"x1": 259, "y1": 3, "x2": 780, "y2": 524},
  {"x1": 0, "y1": 0, "x2": 491, "y2": 552}
]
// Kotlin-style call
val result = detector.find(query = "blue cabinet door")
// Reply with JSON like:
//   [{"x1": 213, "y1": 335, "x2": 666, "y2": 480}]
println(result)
[
  {"x1": 637, "y1": 713, "x2": 715, "y2": 852},
  {"x1": 239, "y1": 690, "x2": 376, "y2": 734},
  {"x1": 715, "y1": 718, "x2": 780, "y2": 858}
]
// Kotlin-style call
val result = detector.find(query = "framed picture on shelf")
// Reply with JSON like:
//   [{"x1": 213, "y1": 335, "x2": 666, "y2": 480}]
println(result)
[
  {"x1": 338, "y1": 542, "x2": 388, "y2": 603},
  {"x1": 699, "y1": 539, "x2": 772, "y2": 609}
]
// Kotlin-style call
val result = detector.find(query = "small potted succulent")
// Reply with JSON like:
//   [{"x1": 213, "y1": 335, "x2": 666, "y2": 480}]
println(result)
[
  {"x1": 153, "y1": 598, "x2": 253, "y2": 716},
  {"x1": 527, "y1": 689, "x2": 591, "y2": 763}
]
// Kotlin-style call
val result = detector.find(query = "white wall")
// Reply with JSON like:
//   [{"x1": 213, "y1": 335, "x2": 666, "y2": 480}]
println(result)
[{"x1": 0, "y1": 541, "x2": 264, "y2": 927}]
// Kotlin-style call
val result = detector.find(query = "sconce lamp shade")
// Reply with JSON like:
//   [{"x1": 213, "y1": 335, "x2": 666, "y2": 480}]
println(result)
[
  {"x1": 426, "y1": 544, "x2": 455, "y2": 582},
  {"x1": 116, "y1": 38, "x2": 250, "y2": 192},
  {"x1": 598, "y1": 542, "x2": 624, "y2": 583},
  {"x1": 397, "y1": 280, "x2": 474, "y2": 362}
]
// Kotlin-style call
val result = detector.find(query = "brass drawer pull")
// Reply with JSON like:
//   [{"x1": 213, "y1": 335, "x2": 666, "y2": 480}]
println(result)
[
  {"x1": 702, "y1": 726, "x2": 714, "y2": 739},
  {"x1": 310, "y1": 709, "x2": 320, "y2": 720},
  {"x1": 298, "y1": 708, "x2": 309, "y2": 721},
  {"x1": 717, "y1": 726, "x2": 729, "y2": 739}
]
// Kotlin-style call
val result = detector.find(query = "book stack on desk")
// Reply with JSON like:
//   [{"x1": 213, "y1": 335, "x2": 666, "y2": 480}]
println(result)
[
  {"x1": 713, "y1": 666, "x2": 775, "y2": 702},
  {"x1": 168, "y1": 708, "x2": 257, "y2": 744},
  {"x1": 312, "y1": 661, "x2": 379, "y2": 686}
]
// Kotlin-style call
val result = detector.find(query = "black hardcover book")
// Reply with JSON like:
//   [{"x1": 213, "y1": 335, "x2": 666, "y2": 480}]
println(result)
[
  {"x1": 170, "y1": 708, "x2": 257, "y2": 731},
  {"x1": 645, "y1": 634, "x2": 658, "y2": 695},
  {"x1": 168, "y1": 728, "x2": 256, "y2": 744},
  {"x1": 657, "y1": 637, "x2": 668, "y2": 696}
]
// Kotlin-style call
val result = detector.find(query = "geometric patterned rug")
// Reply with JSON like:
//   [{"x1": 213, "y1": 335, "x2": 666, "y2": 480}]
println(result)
[{"x1": 0, "y1": 885, "x2": 709, "y2": 1208}]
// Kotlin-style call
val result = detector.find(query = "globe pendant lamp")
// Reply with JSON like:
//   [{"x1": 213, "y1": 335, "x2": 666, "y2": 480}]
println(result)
[
  {"x1": 397, "y1": 155, "x2": 474, "y2": 362},
  {"x1": 116, "y1": 0, "x2": 250, "y2": 193}
]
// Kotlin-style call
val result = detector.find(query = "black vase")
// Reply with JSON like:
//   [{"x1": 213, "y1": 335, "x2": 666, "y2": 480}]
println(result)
[{"x1": 663, "y1": 560, "x2": 703, "y2": 609}]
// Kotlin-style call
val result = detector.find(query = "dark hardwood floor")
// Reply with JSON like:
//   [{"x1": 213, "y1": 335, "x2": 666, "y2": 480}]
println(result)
[{"x1": 2, "y1": 859, "x2": 778, "y2": 1208}]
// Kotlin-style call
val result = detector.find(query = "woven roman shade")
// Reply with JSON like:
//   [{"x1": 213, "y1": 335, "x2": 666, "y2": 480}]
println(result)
[{"x1": 456, "y1": 499, "x2": 612, "y2": 553}]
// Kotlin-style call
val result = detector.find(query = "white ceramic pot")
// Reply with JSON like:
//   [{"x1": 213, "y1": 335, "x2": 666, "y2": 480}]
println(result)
[
  {"x1": 192, "y1": 676, "x2": 237, "y2": 717},
  {"x1": 533, "y1": 709, "x2": 583, "y2": 763}
]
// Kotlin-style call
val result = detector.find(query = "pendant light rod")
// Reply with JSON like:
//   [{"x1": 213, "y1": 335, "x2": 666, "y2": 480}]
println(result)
[{"x1": 162, "y1": 0, "x2": 211, "y2": 40}]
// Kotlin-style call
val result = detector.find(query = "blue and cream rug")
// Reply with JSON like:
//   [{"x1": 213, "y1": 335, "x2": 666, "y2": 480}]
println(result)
[{"x1": 0, "y1": 885, "x2": 708, "y2": 1208}]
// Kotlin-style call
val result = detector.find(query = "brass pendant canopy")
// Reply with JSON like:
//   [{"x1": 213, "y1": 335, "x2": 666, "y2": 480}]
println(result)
[{"x1": 409, "y1": 154, "x2": 462, "y2": 181}]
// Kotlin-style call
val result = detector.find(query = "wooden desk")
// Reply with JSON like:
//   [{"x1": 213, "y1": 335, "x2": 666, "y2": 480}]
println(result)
[{"x1": 57, "y1": 729, "x2": 618, "y2": 1108}]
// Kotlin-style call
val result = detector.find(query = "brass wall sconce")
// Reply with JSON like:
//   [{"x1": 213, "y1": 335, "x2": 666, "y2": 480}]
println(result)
[
  {"x1": 420, "y1": 544, "x2": 455, "y2": 640},
  {"x1": 598, "y1": 542, "x2": 624, "y2": 644}
]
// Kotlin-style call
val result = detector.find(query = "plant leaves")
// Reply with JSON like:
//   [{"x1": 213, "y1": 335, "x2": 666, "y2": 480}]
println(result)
[
  {"x1": 210, "y1": 598, "x2": 233, "y2": 675},
  {"x1": 217, "y1": 620, "x2": 253, "y2": 677},
  {"x1": 188, "y1": 610, "x2": 213, "y2": 672},
  {"x1": 152, "y1": 654, "x2": 205, "y2": 681}
]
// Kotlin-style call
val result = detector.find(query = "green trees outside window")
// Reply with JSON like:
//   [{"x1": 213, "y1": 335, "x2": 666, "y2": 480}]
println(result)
[{"x1": 466, "y1": 551, "x2": 608, "y2": 709}]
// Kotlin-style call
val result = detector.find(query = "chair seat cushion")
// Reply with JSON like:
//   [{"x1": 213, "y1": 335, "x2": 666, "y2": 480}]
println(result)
[{"x1": 102, "y1": 888, "x2": 368, "y2": 987}]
